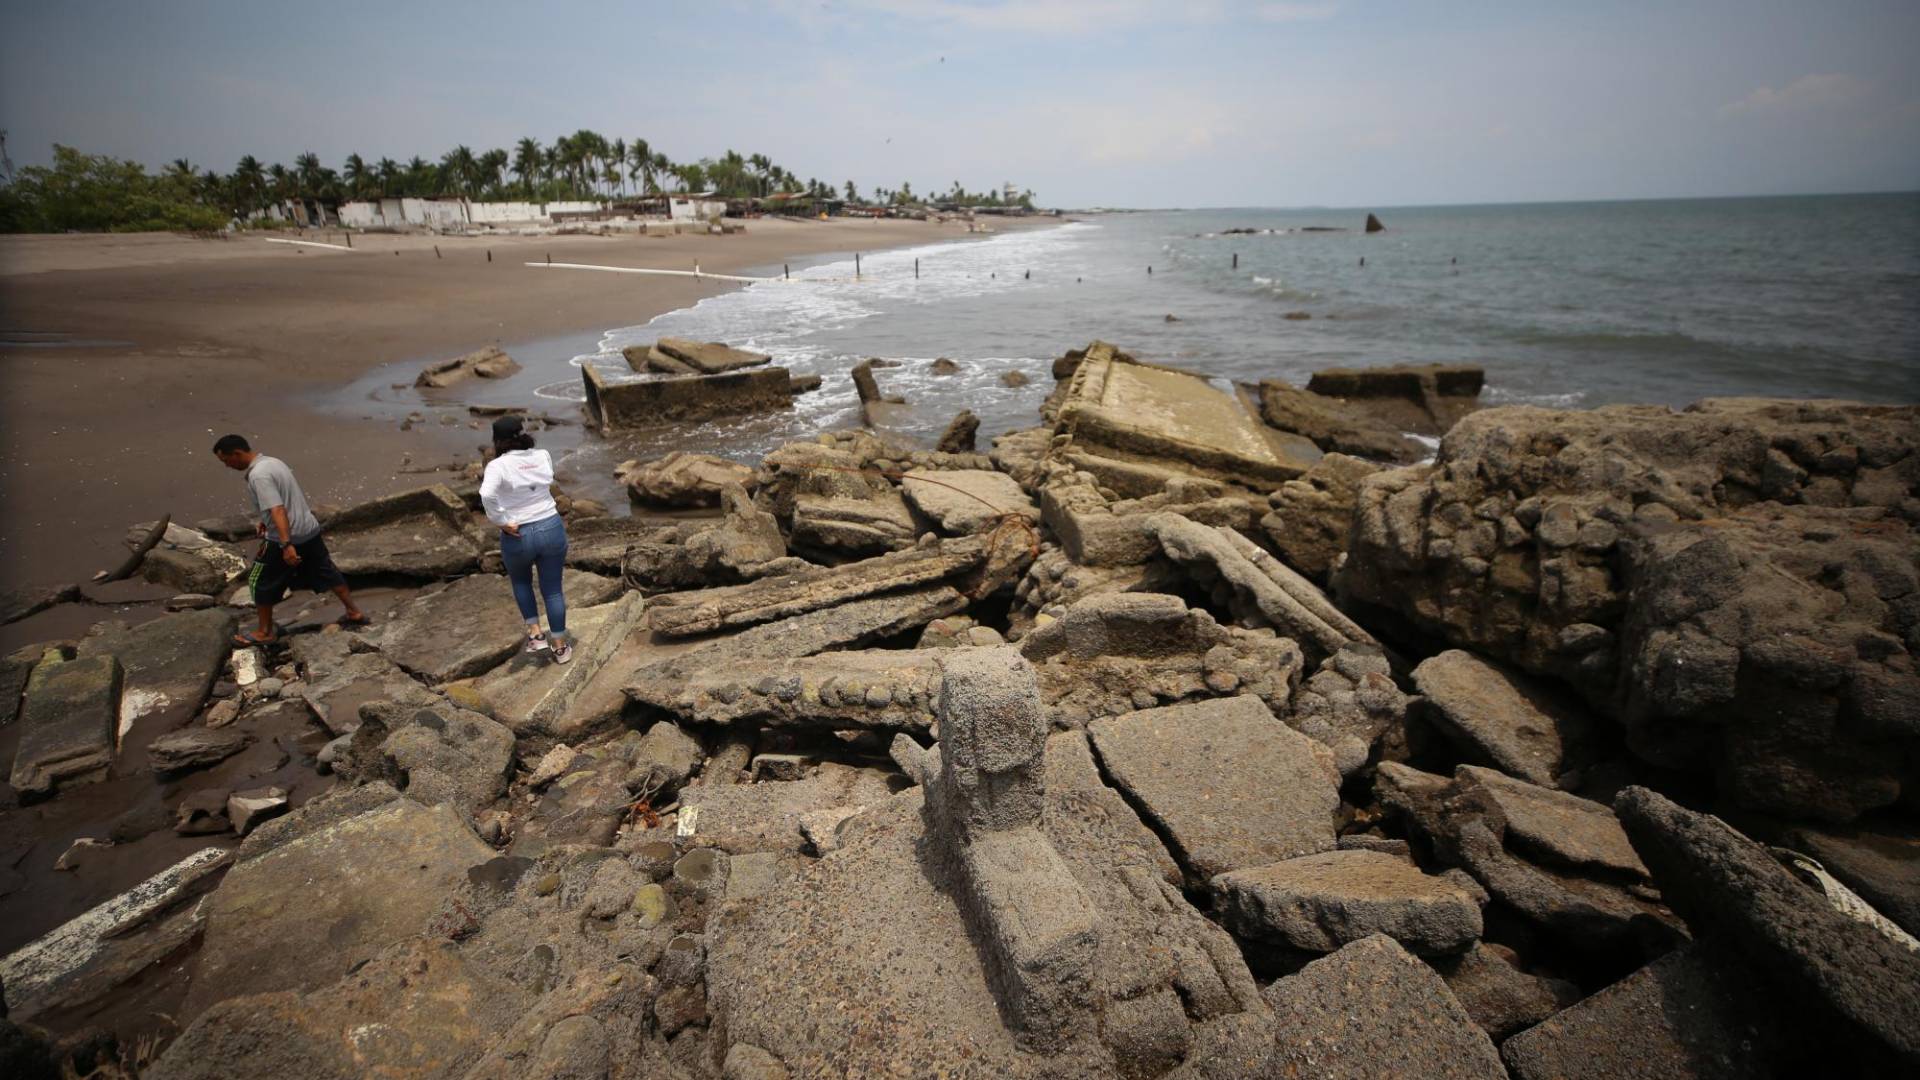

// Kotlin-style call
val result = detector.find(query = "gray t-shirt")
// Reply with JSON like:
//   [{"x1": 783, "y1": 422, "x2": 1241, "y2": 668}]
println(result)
[{"x1": 245, "y1": 455, "x2": 322, "y2": 544}]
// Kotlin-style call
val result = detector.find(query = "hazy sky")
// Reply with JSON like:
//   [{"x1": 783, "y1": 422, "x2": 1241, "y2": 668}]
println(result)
[{"x1": 3, "y1": 0, "x2": 1916, "y2": 208}]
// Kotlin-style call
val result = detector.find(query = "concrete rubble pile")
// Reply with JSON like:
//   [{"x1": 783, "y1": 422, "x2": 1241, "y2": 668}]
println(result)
[{"x1": 2, "y1": 341, "x2": 1915, "y2": 1080}]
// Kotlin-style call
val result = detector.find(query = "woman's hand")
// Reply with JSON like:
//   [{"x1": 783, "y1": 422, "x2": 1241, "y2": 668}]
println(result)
[{"x1": 501, "y1": 523, "x2": 521, "y2": 538}]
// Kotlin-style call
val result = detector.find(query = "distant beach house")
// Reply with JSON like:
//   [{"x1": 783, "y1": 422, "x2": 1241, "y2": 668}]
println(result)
[
  {"x1": 333, "y1": 197, "x2": 609, "y2": 230},
  {"x1": 667, "y1": 192, "x2": 727, "y2": 225}
]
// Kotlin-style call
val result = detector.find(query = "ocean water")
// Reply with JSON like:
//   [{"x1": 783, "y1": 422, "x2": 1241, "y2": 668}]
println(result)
[{"x1": 531, "y1": 193, "x2": 1919, "y2": 471}]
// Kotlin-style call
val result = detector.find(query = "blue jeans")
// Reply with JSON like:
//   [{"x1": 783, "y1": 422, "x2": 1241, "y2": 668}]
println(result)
[{"x1": 500, "y1": 514, "x2": 568, "y2": 636}]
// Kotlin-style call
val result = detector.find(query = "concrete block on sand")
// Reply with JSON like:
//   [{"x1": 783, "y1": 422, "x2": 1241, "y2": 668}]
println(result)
[
  {"x1": 1261, "y1": 934, "x2": 1505, "y2": 1080},
  {"x1": 364, "y1": 570, "x2": 620, "y2": 682},
  {"x1": 1413, "y1": 649, "x2": 1596, "y2": 788},
  {"x1": 1089, "y1": 694, "x2": 1340, "y2": 882},
  {"x1": 182, "y1": 799, "x2": 494, "y2": 1020},
  {"x1": 9, "y1": 651, "x2": 122, "y2": 798},
  {"x1": 77, "y1": 605, "x2": 235, "y2": 735},
  {"x1": 582, "y1": 362, "x2": 793, "y2": 429},
  {"x1": 415, "y1": 344, "x2": 520, "y2": 388},
  {"x1": 1213, "y1": 849, "x2": 1483, "y2": 956}
]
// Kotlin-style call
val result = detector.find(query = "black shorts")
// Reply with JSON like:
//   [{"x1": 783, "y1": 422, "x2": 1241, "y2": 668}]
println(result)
[{"x1": 248, "y1": 533, "x2": 346, "y2": 606}]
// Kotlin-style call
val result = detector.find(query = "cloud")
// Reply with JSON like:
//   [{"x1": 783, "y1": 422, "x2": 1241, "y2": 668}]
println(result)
[{"x1": 1721, "y1": 73, "x2": 1870, "y2": 117}]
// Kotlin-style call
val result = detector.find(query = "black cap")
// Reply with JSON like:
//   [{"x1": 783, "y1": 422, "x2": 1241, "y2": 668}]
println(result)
[{"x1": 491, "y1": 415, "x2": 524, "y2": 441}]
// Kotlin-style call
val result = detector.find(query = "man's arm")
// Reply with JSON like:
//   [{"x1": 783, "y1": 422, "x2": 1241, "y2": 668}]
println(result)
[{"x1": 269, "y1": 505, "x2": 302, "y2": 566}]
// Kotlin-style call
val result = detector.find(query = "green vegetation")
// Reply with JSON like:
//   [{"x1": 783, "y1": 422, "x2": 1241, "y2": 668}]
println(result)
[
  {"x1": 0, "y1": 127, "x2": 1037, "y2": 233},
  {"x1": 0, "y1": 144, "x2": 228, "y2": 233}
]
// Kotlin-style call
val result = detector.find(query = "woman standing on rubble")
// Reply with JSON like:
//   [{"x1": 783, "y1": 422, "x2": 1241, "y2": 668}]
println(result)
[{"x1": 481, "y1": 416, "x2": 572, "y2": 664}]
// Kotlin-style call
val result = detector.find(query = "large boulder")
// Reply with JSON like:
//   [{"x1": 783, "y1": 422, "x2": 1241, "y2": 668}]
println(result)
[
  {"x1": 350, "y1": 701, "x2": 516, "y2": 814},
  {"x1": 1256, "y1": 379, "x2": 1426, "y2": 462},
  {"x1": 1412, "y1": 649, "x2": 1597, "y2": 789},
  {"x1": 1337, "y1": 399, "x2": 1920, "y2": 822},
  {"x1": 901, "y1": 469, "x2": 1040, "y2": 536}
]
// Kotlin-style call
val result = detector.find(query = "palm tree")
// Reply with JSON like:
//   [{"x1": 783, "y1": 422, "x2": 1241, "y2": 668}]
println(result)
[
  {"x1": 402, "y1": 156, "x2": 433, "y2": 197},
  {"x1": 610, "y1": 138, "x2": 627, "y2": 196},
  {"x1": 293, "y1": 152, "x2": 323, "y2": 198},
  {"x1": 845, "y1": 180, "x2": 858, "y2": 204},
  {"x1": 231, "y1": 156, "x2": 267, "y2": 212},
  {"x1": 343, "y1": 154, "x2": 370, "y2": 199},
  {"x1": 512, "y1": 138, "x2": 541, "y2": 198},
  {"x1": 649, "y1": 151, "x2": 670, "y2": 194},
  {"x1": 439, "y1": 145, "x2": 477, "y2": 196},
  {"x1": 375, "y1": 158, "x2": 399, "y2": 197},
  {"x1": 628, "y1": 139, "x2": 652, "y2": 194},
  {"x1": 267, "y1": 163, "x2": 292, "y2": 202},
  {"x1": 478, "y1": 148, "x2": 509, "y2": 198}
]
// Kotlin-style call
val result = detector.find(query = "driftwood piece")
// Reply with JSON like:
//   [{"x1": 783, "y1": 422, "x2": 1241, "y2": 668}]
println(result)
[{"x1": 97, "y1": 513, "x2": 171, "y2": 583}]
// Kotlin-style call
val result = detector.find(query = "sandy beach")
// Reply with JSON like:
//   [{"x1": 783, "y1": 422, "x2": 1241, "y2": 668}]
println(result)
[{"x1": 0, "y1": 218, "x2": 1050, "y2": 644}]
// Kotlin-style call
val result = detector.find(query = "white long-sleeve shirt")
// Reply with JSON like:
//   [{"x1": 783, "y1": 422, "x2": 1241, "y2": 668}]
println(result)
[{"x1": 480, "y1": 449, "x2": 559, "y2": 527}]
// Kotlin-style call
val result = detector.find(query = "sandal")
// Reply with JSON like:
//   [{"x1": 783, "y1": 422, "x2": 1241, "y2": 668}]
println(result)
[
  {"x1": 336, "y1": 613, "x2": 373, "y2": 629},
  {"x1": 232, "y1": 630, "x2": 277, "y2": 647}
]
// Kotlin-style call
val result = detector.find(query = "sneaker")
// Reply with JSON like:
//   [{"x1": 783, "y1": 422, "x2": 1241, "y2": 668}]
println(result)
[
  {"x1": 524, "y1": 632, "x2": 549, "y2": 653},
  {"x1": 551, "y1": 641, "x2": 573, "y2": 665}
]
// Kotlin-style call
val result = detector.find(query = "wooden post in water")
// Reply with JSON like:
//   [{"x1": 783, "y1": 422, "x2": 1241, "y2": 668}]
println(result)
[
  {"x1": 1232, "y1": 252, "x2": 1237, "y2": 269},
  {"x1": 345, "y1": 232, "x2": 352, "y2": 249},
  {"x1": 546, "y1": 252, "x2": 551, "y2": 265},
  {"x1": 915, "y1": 258, "x2": 920, "y2": 279},
  {"x1": 487, "y1": 250, "x2": 492, "y2": 263},
  {"x1": 855, "y1": 252, "x2": 861, "y2": 278},
  {"x1": 434, "y1": 245, "x2": 442, "y2": 259},
  {"x1": 784, "y1": 264, "x2": 790, "y2": 280}
]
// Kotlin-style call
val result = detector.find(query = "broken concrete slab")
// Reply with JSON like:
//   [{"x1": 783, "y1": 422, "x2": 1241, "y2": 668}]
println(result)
[
  {"x1": 364, "y1": 570, "x2": 619, "y2": 682},
  {"x1": 1413, "y1": 650, "x2": 1596, "y2": 788},
  {"x1": 1460, "y1": 766, "x2": 1649, "y2": 878},
  {"x1": 1430, "y1": 941, "x2": 1580, "y2": 1042},
  {"x1": 645, "y1": 536, "x2": 993, "y2": 638},
  {"x1": 625, "y1": 342, "x2": 696, "y2": 374},
  {"x1": 226, "y1": 785, "x2": 289, "y2": 835},
  {"x1": 583, "y1": 363, "x2": 793, "y2": 429},
  {"x1": 1089, "y1": 694, "x2": 1340, "y2": 882},
  {"x1": 1258, "y1": 452, "x2": 1385, "y2": 583},
  {"x1": 0, "y1": 847, "x2": 228, "y2": 1023},
  {"x1": 614, "y1": 487, "x2": 790, "y2": 591},
  {"x1": 1256, "y1": 378, "x2": 1427, "y2": 462},
  {"x1": 182, "y1": 798, "x2": 494, "y2": 1019},
  {"x1": 0, "y1": 581, "x2": 82, "y2": 626},
  {"x1": 1615, "y1": 786, "x2": 1920, "y2": 1068},
  {"x1": 790, "y1": 490, "x2": 918, "y2": 556},
  {"x1": 1260, "y1": 934, "x2": 1506, "y2": 1080},
  {"x1": 318, "y1": 484, "x2": 483, "y2": 579},
  {"x1": 123, "y1": 522, "x2": 252, "y2": 595},
  {"x1": 1213, "y1": 849, "x2": 1483, "y2": 956},
  {"x1": 147, "y1": 727, "x2": 251, "y2": 773},
  {"x1": 633, "y1": 583, "x2": 968, "y2": 688},
  {"x1": 675, "y1": 762, "x2": 898, "y2": 854},
  {"x1": 415, "y1": 344, "x2": 521, "y2": 388},
  {"x1": 76, "y1": 606, "x2": 236, "y2": 736},
  {"x1": 1501, "y1": 947, "x2": 1778, "y2": 1080},
  {"x1": 463, "y1": 591, "x2": 645, "y2": 740},
  {"x1": 1017, "y1": 591, "x2": 1303, "y2": 727},
  {"x1": 901, "y1": 469, "x2": 1040, "y2": 536},
  {"x1": 1051, "y1": 341, "x2": 1320, "y2": 490},
  {"x1": 1304, "y1": 362, "x2": 1483, "y2": 436},
  {"x1": 9, "y1": 651, "x2": 122, "y2": 798},
  {"x1": 290, "y1": 634, "x2": 441, "y2": 736},
  {"x1": 1146, "y1": 513, "x2": 1375, "y2": 662},
  {"x1": 1038, "y1": 471, "x2": 1256, "y2": 568},
  {"x1": 352, "y1": 700, "x2": 516, "y2": 814},
  {"x1": 1378, "y1": 764, "x2": 1675, "y2": 957},
  {"x1": 629, "y1": 649, "x2": 944, "y2": 733},
  {"x1": 655, "y1": 338, "x2": 773, "y2": 374},
  {"x1": 616, "y1": 452, "x2": 755, "y2": 508}
]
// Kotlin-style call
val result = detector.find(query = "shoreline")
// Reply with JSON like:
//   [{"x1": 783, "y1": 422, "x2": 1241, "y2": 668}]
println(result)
[{"x1": 0, "y1": 217, "x2": 1059, "y2": 650}]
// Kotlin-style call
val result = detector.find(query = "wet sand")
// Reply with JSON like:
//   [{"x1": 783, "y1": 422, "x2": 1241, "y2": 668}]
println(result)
[{"x1": 0, "y1": 218, "x2": 1047, "y2": 652}]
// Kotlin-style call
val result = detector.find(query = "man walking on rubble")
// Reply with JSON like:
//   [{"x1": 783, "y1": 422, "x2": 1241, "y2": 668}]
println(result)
[{"x1": 212, "y1": 434, "x2": 369, "y2": 645}]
